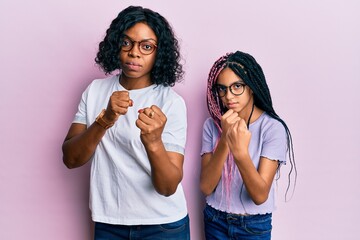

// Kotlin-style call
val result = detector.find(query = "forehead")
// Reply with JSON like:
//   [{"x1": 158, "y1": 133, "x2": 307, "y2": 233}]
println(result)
[
  {"x1": 216, "y1": 67, "x2": 243, "y2": 85},
  {"x1": 124, "y1": 22, "x2": 157, "y2": 41}
]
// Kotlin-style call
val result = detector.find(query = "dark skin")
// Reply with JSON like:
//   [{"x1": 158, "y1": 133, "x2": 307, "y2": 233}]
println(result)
[
  {"x1": 62, "y1": 22, "x2": 184, "y2": 197},
  {"x1": 200, "y1": 68, "x2": 279, "y2": 205}
]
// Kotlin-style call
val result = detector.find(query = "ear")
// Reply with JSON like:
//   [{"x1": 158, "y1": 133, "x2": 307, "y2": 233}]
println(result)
[{"x1": 248, "y1": 87, "x2": 254, "y2": 95}]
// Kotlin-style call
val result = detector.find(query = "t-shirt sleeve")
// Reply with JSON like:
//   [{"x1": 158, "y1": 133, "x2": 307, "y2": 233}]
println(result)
[
  {"x1": 162, "y1": 97, "x2": 187, "y2": 155},
  {"x1": 72, "y1": 84, "x2": 90, "y2": 125},
  {"x1": 200, "y1": 118, "x2": 218, "y2": 156},
  {"x1": 261, "y1": 121, "x2": 288, "y2": 164}
]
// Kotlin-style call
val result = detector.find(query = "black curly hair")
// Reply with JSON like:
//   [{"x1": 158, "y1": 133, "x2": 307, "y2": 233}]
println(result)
[{"x1": 95, "y1": 6, "x2": 184, "y2": 87}]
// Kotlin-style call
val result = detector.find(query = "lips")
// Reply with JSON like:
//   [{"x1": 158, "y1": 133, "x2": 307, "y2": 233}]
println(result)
[
  {"x1": 125, "y1": 61, "x2": 142, "y2": 71},
  {"x1": 226, "y1": 102, "x2": 238, "y2": 108}
]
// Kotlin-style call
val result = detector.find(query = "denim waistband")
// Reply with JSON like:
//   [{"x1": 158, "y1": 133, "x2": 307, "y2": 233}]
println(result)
[{"x1": 204, "y1": 204, "x2": 272, "y2": 224}]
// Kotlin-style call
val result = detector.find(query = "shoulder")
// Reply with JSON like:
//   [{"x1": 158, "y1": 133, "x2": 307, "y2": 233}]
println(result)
[
  {"x1": 88, "y1": 75, "x2": 117, "y2": 89},
  {"x1": 203, "y1": 117, "x2": 215, "y2": 128},
  {"x1": 255, "y1": 113, "x2": 287, "y2": 142},
  {"x1": 82, "y1": 75, "x2": 118, "y2": 98},
  {"x1": 203, "y1": 117, "x2": 219, "y2": 134},
  {"x1": 256, "y1": 113, "x2": 285, "y2": 132}
]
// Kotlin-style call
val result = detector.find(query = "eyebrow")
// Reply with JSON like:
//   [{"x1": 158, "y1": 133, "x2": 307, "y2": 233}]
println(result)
[
  {"x1": 216, "y1": 80, "x2": 245, "y2": 87},
  {"x1": 123, "y1": 34, "x2": 157, "y2": 43}
]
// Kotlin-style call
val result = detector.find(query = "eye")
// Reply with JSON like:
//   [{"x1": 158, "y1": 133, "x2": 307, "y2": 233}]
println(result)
[
  {"x1": 140, "y1": 41, "x2": 155, "y2": 51},
  {"x1": 233, "y1": 83, "x2": 244, "y2": 90},
  {"x1": 121, "y1": 38, "x2": 131, "y2": 47},
  {"x1": 216, "y1": 85, "x2": 227, "y2": 92}
]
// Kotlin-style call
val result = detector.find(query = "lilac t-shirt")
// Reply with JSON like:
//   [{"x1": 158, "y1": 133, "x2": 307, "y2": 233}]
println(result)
[{"x1": 201, "y1": 112, "x2": 287, "y2": 214}]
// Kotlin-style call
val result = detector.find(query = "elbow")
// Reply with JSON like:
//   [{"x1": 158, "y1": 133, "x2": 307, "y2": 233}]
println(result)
[
  {"x1": 153, "y1": 179, "x2": 181, "y2": 197},
  {"x1": 156, "y1": 186, "x2": 177, "y2": 197},
  {"x1": 62, "y1": 152, "x2": 83, "y2": 169},
  {"x1": 63, "y1": 157, "x2": 77, "y2": 169},
  {"x1": 62, "y1": 145, "x2": 76, "y2": 169},
  {"x1": 200, "y1": 182, "x2": 213, "y2": 196},
  {"x1": 252, "y1": 193, "x2": 269, "y2": 205},
  {"x1": 153, "y1": 180, "x2": 179, "y2": 197},
  {"x1": 152, "y1": 171, "x2": 182, "y2": 197},
  {"x1": 62, "y1": 145, "x2": 85, "y2": 169}
]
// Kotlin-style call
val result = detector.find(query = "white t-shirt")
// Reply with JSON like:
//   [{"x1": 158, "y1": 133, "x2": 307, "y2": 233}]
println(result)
[{"x1": 73, "y1": 75, "x2": 188, "y2": 225}]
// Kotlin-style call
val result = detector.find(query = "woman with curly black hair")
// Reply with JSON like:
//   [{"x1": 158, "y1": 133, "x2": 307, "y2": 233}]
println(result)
[{"x1": 62, "y1": 6, "x2": 189, "y2": 239}]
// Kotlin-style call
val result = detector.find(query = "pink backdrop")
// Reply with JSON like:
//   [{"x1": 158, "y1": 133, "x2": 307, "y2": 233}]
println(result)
[{"x1": 1, "y1": 0, "x2": 359, "y2": 239}]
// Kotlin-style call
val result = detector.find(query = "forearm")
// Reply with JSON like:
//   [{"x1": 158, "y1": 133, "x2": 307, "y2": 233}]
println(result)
[
  {"x1": 62, "y1": 123, "x2": 106, "y2": 169},
  {"x1": 144, "y1": 140, "x2": 183, "y2": 196},
  {"x1": 233, "y1": 154, "x2": 271, "y2": 205},
  {"x1": 200, "y1": 137, "x2": 229, "y2": 196}
]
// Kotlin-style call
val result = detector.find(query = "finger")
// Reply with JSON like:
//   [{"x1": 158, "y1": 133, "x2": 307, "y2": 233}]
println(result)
[
  {"x1": 138, "y1": 108, "x2": 155, "y2": 119},
  {"x1": 109, "y1": 91, "x2": 132, "y2": 115},
  {"x1": 149, "y1": 110, "x2": 155, "y2": 118},
  {"x1": 149, "y1": 105, "x2": 166, "y2": 121},
  {"x1": 239, "y1": 119, "x2": 248, "y2": 129},
  {"x1": 227, "y1": 114, "x2": 241, "y2": 124},
  {"x1": 112, "y1": 91, "x2": 129, "y2": 101},
  {"x1": 113, "y1": 92, "x2": 133, "y2": 107},
  {"x1": 111, "y1": 101, "x2": 131, "y2": 115},
  {"x1": 222, "y1": 109, "x2": 235, "y2": 118},
  {"x1": 144, "y1": 107, "x2": 156, "y2": 119},
  {"x1": 135, "y1": 119, "x2": 147, "y2": 134},
  {"x1": 129, "y1": 99, "x2": 134, "y2": 107},
  {"x1": 229, "y1": 120, "x2": 239, "y2": 130},
  {"x1": 136, "y1": 109, "x2": 153, "y2": 128}
]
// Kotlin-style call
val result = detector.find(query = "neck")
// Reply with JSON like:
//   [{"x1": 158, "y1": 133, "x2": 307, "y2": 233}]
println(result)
[
  {"x1": 119, "y1": 74, "x2": 153, "y2": 90},
  {"x1": 239, "y1": 97, "x2": 263, "y2": 125}
]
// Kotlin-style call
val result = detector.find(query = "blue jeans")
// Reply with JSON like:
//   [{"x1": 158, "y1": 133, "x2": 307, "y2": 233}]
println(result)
[
  {"x1": 94, "y1": 215, "x2": 190, "y2": 240},
  {"x1": 204, "y1": 204, "x2": 272, "y2": 240}
]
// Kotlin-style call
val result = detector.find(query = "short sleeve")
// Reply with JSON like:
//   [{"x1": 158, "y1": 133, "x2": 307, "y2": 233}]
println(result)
[
  {"x1": 261, "y1": 121, "x2": 288, "y2": 165},
  {"x1": 200, "y1": 118, "x2": 219, "y2": 156},
  {"x1": 72, "y1": 84, "x2": 90, "y2": 125},
  {"x1": 162, "y1": 97, "x2": 187, "y2": 155}
]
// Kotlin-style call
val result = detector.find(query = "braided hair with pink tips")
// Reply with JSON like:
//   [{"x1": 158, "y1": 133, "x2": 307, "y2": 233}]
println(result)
[{"x1": 206, "y1": 51, "x2": 297, "y2": 207}]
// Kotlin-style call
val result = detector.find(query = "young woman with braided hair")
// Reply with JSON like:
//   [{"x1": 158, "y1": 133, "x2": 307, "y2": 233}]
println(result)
[{"x1": 200, "y1": 51, "x2": 296, "y2": 239}]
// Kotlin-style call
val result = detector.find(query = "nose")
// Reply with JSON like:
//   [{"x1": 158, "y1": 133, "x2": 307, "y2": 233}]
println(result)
[
  {"x1": 224, "y1": 88, "x2": 234, "y2": 99},
  {"x1": 128, "y1": 43, "x2": 141, "y2": 58}
]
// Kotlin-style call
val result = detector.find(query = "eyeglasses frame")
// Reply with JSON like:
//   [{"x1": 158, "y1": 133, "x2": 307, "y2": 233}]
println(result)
[
  {"x1": 213, "y1": 81, "x2": 246, "y2": 97},
  {"x1": 120, "y1": 35, "x2": 158, "y2": 55}
]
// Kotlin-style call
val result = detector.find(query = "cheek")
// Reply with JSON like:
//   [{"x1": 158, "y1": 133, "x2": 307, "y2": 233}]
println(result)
[
  {"x1": 145, "y1": 55, "x2": 157, "y2": 69},
  {"x1": 219, "y1": 98, "x2": 229, "y2": 109},
  {"x1": 118, "y1": 51, "x2": 125, "y2": 62}
]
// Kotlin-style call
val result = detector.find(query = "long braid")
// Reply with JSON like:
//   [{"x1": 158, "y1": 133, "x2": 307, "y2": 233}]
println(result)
[
  {"x1": 206, "y1": 54, "x2": 229, "y2": 129},
  {"x1": 206, "y1": 53, "x2": 235, "y2": 209},
  {"x1": 229, "y1": 51, "x2": 297, "y2": 200},
  {"x1": 206, "y1": 51, "x2": 297, "y2": 205}
]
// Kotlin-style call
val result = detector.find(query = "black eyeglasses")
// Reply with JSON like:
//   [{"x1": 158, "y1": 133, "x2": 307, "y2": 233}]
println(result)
[
  {"x1": 214, "y1": 81, "x2": 246, "y2": 97},
  {"x1": 120, "y1": 36, "x2": 157, "y2": 55}
]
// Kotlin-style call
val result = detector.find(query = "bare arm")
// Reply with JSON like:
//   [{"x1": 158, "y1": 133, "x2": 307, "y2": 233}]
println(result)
[
  {"x1": 145, "y1": 144, "x2": 184, "y2": 197},
  {"x1": 62, "y1": 91, "x2": 132, "y2": 169},
  {"x1": 227, "y1": 119, "x2": 279, "y2": 205},
  {"x1": 136, "y1": 105, "x2": 184, "y2": 196},
  {"x1": 62, "y1": 122, "x2": 106, "y2": 169},
  {"x1": 200, "y1": 137, "x2": 228, "y2": 196},
  {"x1": 200, "y1": 110, "x2": 241, "y2": 196}
]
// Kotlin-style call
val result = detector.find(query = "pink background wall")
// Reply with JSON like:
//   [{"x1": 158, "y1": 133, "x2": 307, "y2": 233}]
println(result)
[{"x1": 1, "y1": 0, "x2": 359, "y2": 239}]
